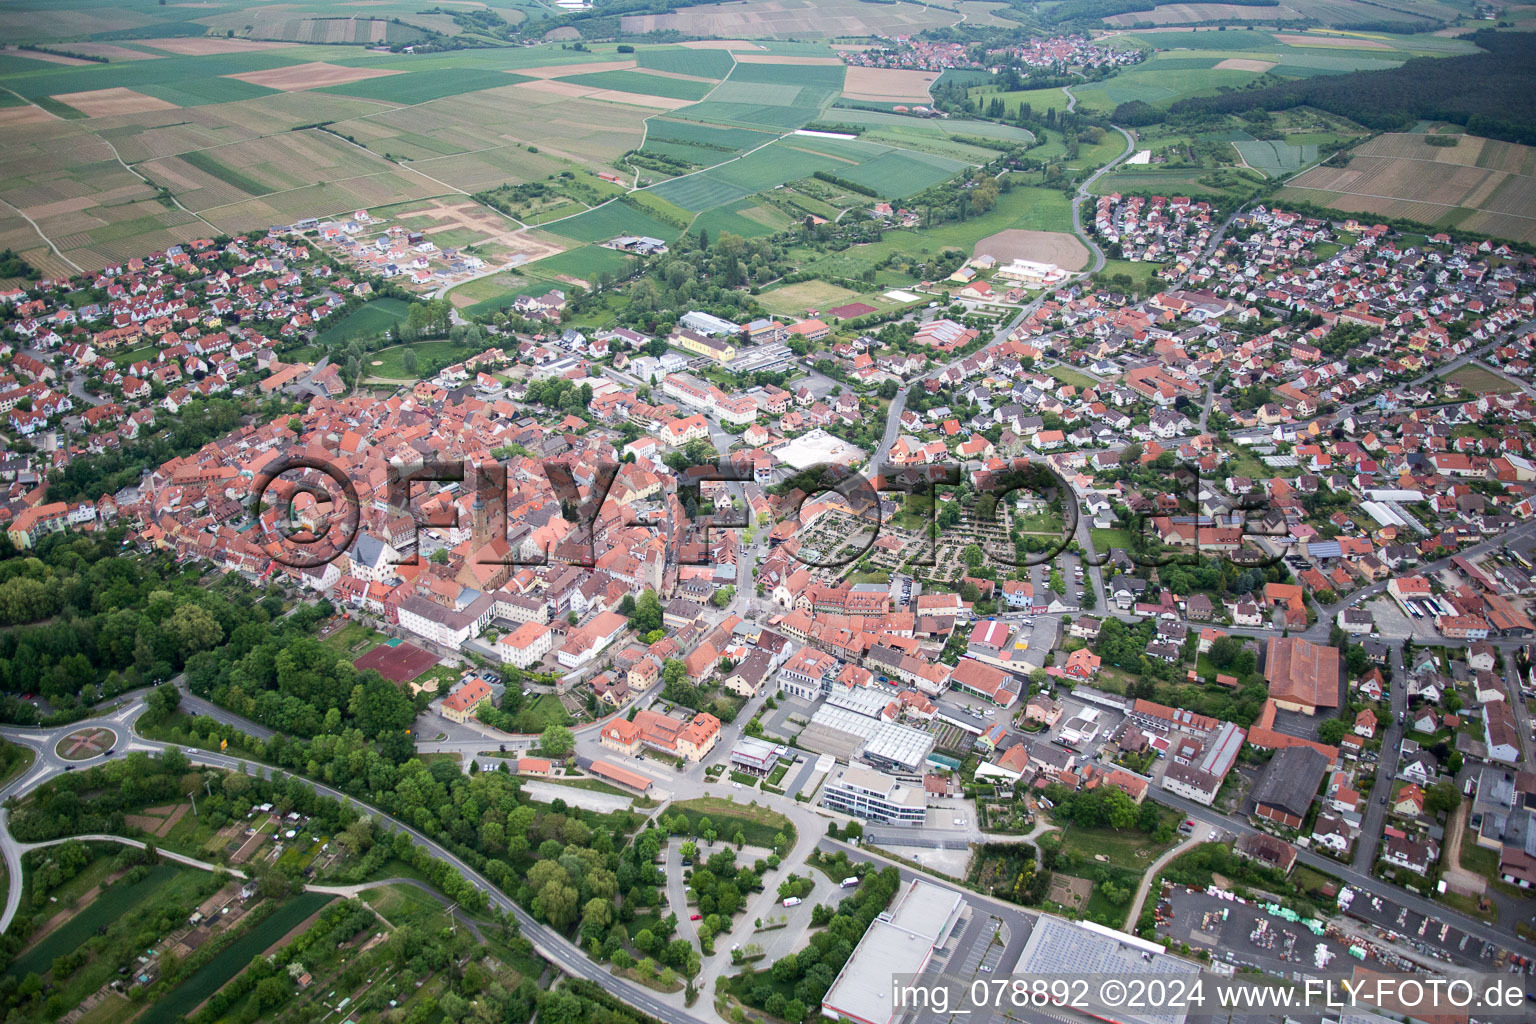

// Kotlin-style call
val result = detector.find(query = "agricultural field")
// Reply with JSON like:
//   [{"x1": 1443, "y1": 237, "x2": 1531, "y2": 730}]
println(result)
[
  {"x1": 794, "y1": 183, "x2": 1076, "y2": 283},
  {"x1": 690, "y1": 196, "x2": 795, "y2": 239},
  {"x1": 0, "y1": 41, "x2": 689, "y2": 272},
  {"x1": 9, "y1": 863, "x2": 182, "y2": 980},
  {"x1": 139, "y1": 129, "x2": 447, "y2": 232},
  {"x1": 841, "y1": 67, "x2": 940, "y2": 105},
  {"x1": 675, "y1": 57, "x2": 844, "y2": 132},
  {"x1": 642, "y1": 118, "x2": 779, "y2": 167},
  {"x1": 1068, "y1": 53, "x2": 1285, "y2": 113},
  {"x1": 1102, "y1": 2, "x2": 1306, "y2": 24},
  {"x1": 1278, "y1": 132, "x2": 1536, "y2": 243},
  {"x1": 968, "y1": 83, "x2": 1074, "y2": 118},
  {"x1": 1233, "y1": 138, "x2": 1320, "y2": 176},
  {"x1": 618, "y1": 0, "x2": 961, "y2": 38},
  {"x1": 973, "y1": 228, "x2": 1091, "y2": 270},
  {"x1": 1444, "y1": 365, "x2": 1521, "y2": 396}
]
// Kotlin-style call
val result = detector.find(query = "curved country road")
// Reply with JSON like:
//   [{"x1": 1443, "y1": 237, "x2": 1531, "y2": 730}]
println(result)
[{"x1": 0, "y1": 707, "x2": 704, "y2": 1024}]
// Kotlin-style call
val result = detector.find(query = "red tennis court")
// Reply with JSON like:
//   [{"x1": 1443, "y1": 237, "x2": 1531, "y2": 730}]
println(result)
[{"x1": 353, "y1": 640, "x2": 439, "y2": 684}]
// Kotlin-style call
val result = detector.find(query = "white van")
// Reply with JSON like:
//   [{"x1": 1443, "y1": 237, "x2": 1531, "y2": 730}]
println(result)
[{"x1": 782, "y1": 896, "x2": 802, "y2": 907}]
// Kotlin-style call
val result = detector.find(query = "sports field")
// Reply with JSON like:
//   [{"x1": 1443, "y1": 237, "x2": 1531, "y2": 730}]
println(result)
[{"x1": 354, "y1": 640, "x2": 440, "y2": 683}]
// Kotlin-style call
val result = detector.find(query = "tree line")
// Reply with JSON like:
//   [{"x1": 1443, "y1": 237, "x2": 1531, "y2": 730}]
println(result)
[{"x1": 1169, "y1": 31, "x2": 1536, "y2": 146}]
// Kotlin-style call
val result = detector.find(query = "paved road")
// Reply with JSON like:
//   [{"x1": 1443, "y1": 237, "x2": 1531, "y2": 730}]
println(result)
[
  {"x1": 1147, "y1": 778, "x2": 1534, "y2": 960},
  {"x1": 1353, "y1": 642, "x2": 1407, "y2": 869},
  {"x1": 175, "y1": 677, "x2": 277, "y2": 742},
  {"x1": 0, "y1": 705, "x2": 713, "y2": 1024},
  {"x1": 1071, "y1": 125, "x2": 1137, "y2": 276},
  {"x1": 1124, "y1": 820, "x2": 1214, "y2": 928}
]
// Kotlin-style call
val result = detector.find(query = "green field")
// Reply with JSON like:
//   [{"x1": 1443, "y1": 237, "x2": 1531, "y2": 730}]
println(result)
[
  {"x1": 0, "y1": 51, "x2": 291, "y2": 104},
  {"x1": 669, "y1": 797, "x2": 794, "y2": 850},
  {"x1": 673, "y1": 59, "x2": 842, "y2": 131},
  {"x1": 560, "y1": 69, "x2": 714, "y2": 101},
  {"x1": 317, "y1": 68, "x2": 530, "y2": 104},
  {"x1": 1071, "y1": 62, "x2": 1269, "y2": 113},
  {"x1": 315, "y1": 298, "x2": 411, "y2": 347},
  {"x1": 367, "y1": 340, "x2": 480, "y2": 379},
  {"x1": 690, "y1": 197, "x2": 794, "y2": 239},
  {"x1": 142, "y1": 894, "x2": 334, "y2": 1024},
  {"x1": 637, "y1": 47, "x2": 736, "y2": 79},
  {"x1": 796, "y1": 184, "x2": 1075, "y2": 281},
  {"x1": 1233, "y1": 139, "x2": 1320, "y2": 176},
  {"x1": 544, "y1": 198, "x2": 685, "y2": 243},
  {"x1": 1092, "y1": 165, "x2": 1268, "y2": 200},
  {"x1": 9, "y1": 864, "x2": 180, "y2": 980},
  {"x1": 969, "y1": 84, "x2": 1073, "y2": 118},
  {"x1": 528, "y1": 244, "x2": 636, "y2": 283},
  {"x1": 1095, "y1": 257, "x2": 1166, "y2": 294},
  {"x1": 646, "y1": 118, "x2": 776, "y2": 152}
]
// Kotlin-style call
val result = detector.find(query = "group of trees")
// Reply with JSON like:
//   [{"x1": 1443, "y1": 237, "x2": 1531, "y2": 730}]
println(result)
[
  {"x1": 1169, "y1": 31, "x2": 1536, "y2": 146},
  {"x1": 0, "y1": 533, "x2": 305, "y2": 723},
  {"x1": 1042, "y1": 781, "x2": 1164, "y2": 835},
  {"x1": 730, "y1": 865, "x2": 902, "y2": 1023},
  {"x1": 46, "y1": 397, "x2": 244, "y2": 502}
]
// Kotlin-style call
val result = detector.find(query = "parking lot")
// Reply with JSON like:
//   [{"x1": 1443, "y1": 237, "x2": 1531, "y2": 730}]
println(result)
[
  {"x1": 1037, "y1": 691, "x2": 1124, "y2": 761},
  {"x1": 1160, "y1": 888, "x2": 1372, "y2": 981},
  {"x1": 759, "y1": 695, "x2": 813, "y2": 743},
  {"x1": 1341, "y1": 886, "x2": 1516, "y2": 971}
]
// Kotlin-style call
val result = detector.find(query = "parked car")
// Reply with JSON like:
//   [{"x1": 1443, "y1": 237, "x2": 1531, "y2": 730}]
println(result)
[{"x1": 690, "y1": 914, "x2": 702, "y2": 921}]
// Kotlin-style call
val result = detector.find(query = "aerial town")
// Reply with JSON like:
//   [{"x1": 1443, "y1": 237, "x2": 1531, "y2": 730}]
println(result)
[{"x1": 0, "y1": 4, "x2": 1534, "y2": 1024}]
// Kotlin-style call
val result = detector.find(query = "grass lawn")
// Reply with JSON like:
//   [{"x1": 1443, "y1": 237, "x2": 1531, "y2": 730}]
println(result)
[
  {"x1": 670, "y1": 796, "x2": 794, "y2": 849},
  {"x1": 1091, "y1": 528, "x2": 1135, "y2": 554},
  {"x1": 1045, "y1": 364, "x2": 1097, "y2": 389},
  {"x1": 1051, "y1": 816, "x2": 1178, "y2": 872},
  {"x1": 315, "y1": 298, "x2": 411, "y2": 347},
  {"x1": 1439, "y1": 888, "x2": 1496, "y2": 923},
  {"x1": 363, "y1": 882, "x2": 454, "y2": 929},
  {"x1": 366, "y1": 340, "x2": 478, "y2": 379},
  {"x1": 795, "y1": 184, "x2": 1075, "y2": 280},
  {"x1": 757, "y1": 279, "x2": 867, "y2": 316},
  {"x1": 320, "y1": 621, "x2": 386, "y2": 659},
  {"x1": 1445, "y1": 365, "x2": 1518, "y2": 396},
  {"x1": 75, "y1": 995, "x2": 136, "y2": 1024},
  {"x1": 540, "y1": 776, "x2": 632, "y2": 798},
  {"x1": 525, "y1": 693, "x2": 574, "y2": 729},
  {"x1": 110, "y1": 343, "x2": 163, "y2": 367},
  {"x1": 1094, "y1": 257, "x2": 1165, "y2": 294}
]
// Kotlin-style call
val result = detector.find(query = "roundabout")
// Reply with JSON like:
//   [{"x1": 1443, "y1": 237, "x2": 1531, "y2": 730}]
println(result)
[{"x1": 56, "y1": 726, "x2": 115, "y2": 761}]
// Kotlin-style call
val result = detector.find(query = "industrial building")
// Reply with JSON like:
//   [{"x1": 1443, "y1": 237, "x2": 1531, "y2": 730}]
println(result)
[
  {"x1": 820, "y1": 879, "x2": 965, "y2": 1024},
  {"x1": 821, "y1": 764, "x2": 927, "y2": 827},
  {"x1": 1012, "y1": 916, "x2": 1200, "y2": 1024}
]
